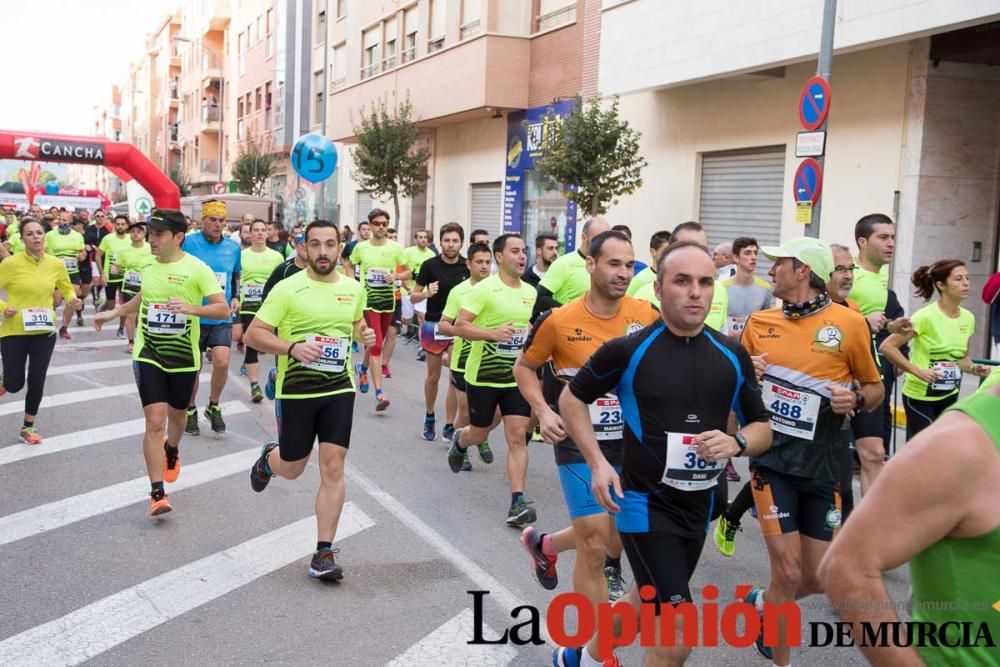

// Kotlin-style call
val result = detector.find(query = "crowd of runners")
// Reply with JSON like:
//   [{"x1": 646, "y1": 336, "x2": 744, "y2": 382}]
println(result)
[{"x1": 0, "y1": 200, "x2": 998, "y2": 666}]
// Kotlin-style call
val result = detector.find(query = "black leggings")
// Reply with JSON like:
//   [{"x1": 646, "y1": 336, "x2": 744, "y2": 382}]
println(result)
[
  {"x1": 1, "y1": 333, "x2": 57, "y2": 417},
  {"x1": 240, "y1": 314, "x2": 259, "y2": 365},
  {"x1": 903, "y1": 393, "x2": 957, "y2": 440}
]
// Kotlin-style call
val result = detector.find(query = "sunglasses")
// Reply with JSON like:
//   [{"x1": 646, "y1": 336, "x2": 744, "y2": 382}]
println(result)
[{"x1": 370, "y1": 220, "x2": 388, "y2": 227}]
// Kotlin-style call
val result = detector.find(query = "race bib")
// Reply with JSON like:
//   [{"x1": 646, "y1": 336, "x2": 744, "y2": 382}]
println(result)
[
  {"x1": 303, "y1": 335, "x2": 349, "y2": 373},
  {"x1": 394, "y1": 278, "x2": 403, "y2": 290},
  {"x1": 146, "y1": 303, "x2": 187, "y2": 335},
  {"x1": 762, "y1": 380, "x2": 820, "y2": 440},
  {"x1": 214, "y1": 272, "x2": 227, "y2": 290},
  {"x1": 63, "y1": 257, "x2": 79, "y2": 273},
  {"x1": 930, "y1": 361, "x2": 961, "y2": 392},
  {"x1": 124, "y1": 270, "x2": 142, "y2": 289},
  {"x1": 661, "y1": 432, "x2": 722, "y2": 491},
  {"x1": 497, "y1": 327, "x2": 528, "y2": 357},
  {"x1": 243, "y1": 283, "x2": 264, "y2": 302},
  {"x1": 366, "y1": 268, "x2": 389, "y2": 287},
  {"x1": 433, "y1": 323, "x2": 453, "y2": 341},
  {"x1": 21, "y1": 307, "x2": 55, "y2": 332},
  {"x1": 727, "y1": 316, "x2": 747, "y2": 335},
  {"x1": 588, "y1": 395, "x2": 622, "y2": 441}
]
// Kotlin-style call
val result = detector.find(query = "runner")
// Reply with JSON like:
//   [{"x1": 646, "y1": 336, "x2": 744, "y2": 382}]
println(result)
[
  {"x1": 96, "y1": 214, "x2": 131, "y2": 339},
  {"x1": 739, "y1": 237, "x2": 883, "y2": 665},
  {"x1": 535, "y1": 216, "x2": 611, "y2": 315},
  {"x1": 409, "y1": 223, "x2": 469, "y2": 441},
  {"x1": 819, "y1": 381, "x2": 1000, "y2": 667},
  {"x1": 181, "y1": 199, "x2": 242, "y2": 435},
  {"x1": 69, "y1": 216, "x2": 97, "y2": 318},
  {"x1": 382, "y1": 226, "x2": 406, "y2": 372},
  {"x1": 237, "y1": 220, "x2": 284, "y2": 403},
  {"x1": 554, "y1": 240, "x2": 772, "y2": 667},
  {"x1": 437, "y1": 243, "x2": 494, "y2": 470},
  {"x1": 118, "y1": 220, "x2": 153, "y2": 353},
  {"x1": 514, "y1": 230, "x2": 658, "y2": 611},
  {"x1": 0, "y1": 217, "x2": 81, "y2": 444},
  {"x1": 261, "y1": 230, "x2": 308, "y2": 400},
  {"x1": 45, "y1": 211, "x2": 87, "y2": 339},
  {"x1": 521, "y1": 232, "x2": 559, "y2": 288},
  {"x1": 447, "y1": 233, "x2": 539, "y2": 525},
  {"x1": 266, "y1": 220, "x2": 293, "y2": 258},
  {"x1": 625, "y1": 230, "x2": 670, "y2": 297},
  {"x1": 722, "y1": 236, "x2": 772, "y2": 338},
  {"x1": 93, "y1": 209, "x2": 228, "y2": 515},
  {"x1": 246, "y1": 220, "x2": 376, "y2": 580},
  {"x1": 880, "y1": 259, "x2": 990, "y2": 438},
  {"x1": 346, "y1": 208, "x2": 410, "y2": 411},
  {"x1": 340, "y1": 219, "x2": 370, "y2": 272},
  {"x1": 238, "y1": 218, "x2": 252, "y2": 249}
]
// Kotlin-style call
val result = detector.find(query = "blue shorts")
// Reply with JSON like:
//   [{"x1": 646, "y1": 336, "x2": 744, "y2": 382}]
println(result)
[{"x1": 558, "y1": 462, "x2": 623, "y2": 520}]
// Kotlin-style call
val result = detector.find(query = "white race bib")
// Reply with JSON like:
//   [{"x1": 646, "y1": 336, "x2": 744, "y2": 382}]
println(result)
[
  {"x1": 21, "y1": 307, "x2": 55, "y2": 332},
  {"x1": 497, "y1": 327, "x2": 528, "y2": 357},
  {"x1": 366, "y1": 268, "x2": 389, "y2": 287},
  {"x1": 214, "y1": 272, "x2": 227, "y2": 290},
  {"x1": 433, "y1": 323, "x2": 453, "y2": 341},
  {"x1": 124, "y1": 270, "x2": 142, "y2": 288},
  {"x1": 243, "y1": 283, "x2": 264, "y2": 302},
  {"x1": 930, "y1": 361, "x2": 961, "y2": 392},
  {"x1": 588, "y1": 395, "x2": 623, "y2": 441},
  {"x1": 302, "y1": 335, "x2": 349, "y2": 373},
  {"x1": 763, "y1": 380, "x2": 820, "y2": 440},
  {"x1": 727, "y1": 316, "x2": 747, "y2": 336},
  {"x1": 146, "y1": 303, "x2": 187, "y2": 335},
  {"x1": 661, "y1": 432, "x2": 722, "y2": 491},
  {"x1": 63, "y1": 257, "x2": 79, "y2": 273}
]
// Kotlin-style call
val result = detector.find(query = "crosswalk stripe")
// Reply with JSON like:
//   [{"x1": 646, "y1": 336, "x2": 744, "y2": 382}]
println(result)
[
  {"x1": 387, "y1": 609, "x2": 517, "y2": 666},
  {"x1": 0, "y1": 504, "x2": 375, "y2": 666},
  {"x1": 0, "y1": 372, "x2": 211, "y2": 417},
  {"x1": 45, "y1": 359, "x2": 133, "y2": 376},
  {"x1": 0, "y1": 446, "x2": 259, "y2": 547},
  {"x1": 0, "y1": 401, "x2": 250, "y2": 467},
  {"x1": 53, "y1": 338, "x2": 129, "y2": 350}
]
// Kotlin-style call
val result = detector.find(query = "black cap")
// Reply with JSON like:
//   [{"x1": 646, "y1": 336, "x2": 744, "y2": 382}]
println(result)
[
  {"x1": 148, "y1": 208, "x2": 188, "y2": 233},
  {"x1": 128, "y1": 220, "x2": 147, "y2": 230}
]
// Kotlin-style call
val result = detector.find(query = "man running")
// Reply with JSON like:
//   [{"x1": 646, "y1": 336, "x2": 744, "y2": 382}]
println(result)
[
  {"x1": 625, "y1": 230, "x2": 671, "y2": 297},
  {"x1": 522, "y1": 233, "x2": 559, "y2": 288},
  {"x1": 96, "y1": 214, "x2": 131, "y2": 337},
  {"x1": 409, "y1": 223, "x2": 469, "y2": 441},
  {"x1": 535, "y1": 216, "x2": 611, "y2": 316},
  {"x1": 740, "y1": 237, "x2": 883, "y2": 665},
  {"x1": 46, "y1": 212, "x2": 87, "y2": 339},
  {"x1": 118, "y1": 220, "x2": 153, "y2": 353},
  {"x1": 94, "y1": 209, "x2": 229, "y2": 516},
  {"x1": 182, "y1": 199, "x2": 242, "y2": 435},
  {"x1": 340, "y1": 219, "x2": 370, "y2": 271},
  {"x1": 259, "y1": 230, "x2": 307, "y2": 400},
  {"x1": 555, "y1": 240, "x2": 772, "y2": 667},
  {"x1": 346, "y1": 208, "x2": 410, "y2": 411},
  {"x1": 265, "y1": 220, "x2": 293, "y2": 258},
  {"x1": 238, "y1": 220, "x2": 284, "y2": 403},
  {"x1": 247, "y1": 220, "x2": 375, "y2": 581},
  {"x1": 514, "y1": 230, "x2": 658, "y2": 611},
  {"x1": 447, "y1": 234, "x2": 538, "y2": 525},
  {"x1": 722, "y1": 236, "x2": 772, "y2": 338}
]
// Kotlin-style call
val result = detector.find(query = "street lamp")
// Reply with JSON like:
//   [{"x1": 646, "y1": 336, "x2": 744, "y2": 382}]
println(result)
[{"x1": 174, "y1": 35, "x2": 224, "y2": 186}]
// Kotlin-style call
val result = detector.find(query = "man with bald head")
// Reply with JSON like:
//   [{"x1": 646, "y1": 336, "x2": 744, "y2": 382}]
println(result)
[{"x1": 533, "y1": 216, "x2": 611, "y2": 319}]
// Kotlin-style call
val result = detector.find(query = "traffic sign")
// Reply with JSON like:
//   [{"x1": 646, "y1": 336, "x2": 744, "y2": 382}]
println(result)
[
  {"x1": 795, "y1": 201, "x2": 813, "y2": 224},
  {"x1": 213, "y1": 183, "x2": 226, "y2": 195},
  {"x1": 134, "y1": 196, "x2": 152, "y2": 216},
  {"x1": 793, "y1": 158, "x2": 823, "y2": 204},
  {"x1": 798, "y1": 75, "x2": 831, "y2": 131},
  {"x1": 795, "y1": 131, "x2": 826, "y2": 157}
]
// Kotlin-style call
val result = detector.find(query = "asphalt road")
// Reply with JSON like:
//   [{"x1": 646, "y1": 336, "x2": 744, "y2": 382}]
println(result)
[{"x1": 0, "y1": 316, "x2": 914, "y2": 666}]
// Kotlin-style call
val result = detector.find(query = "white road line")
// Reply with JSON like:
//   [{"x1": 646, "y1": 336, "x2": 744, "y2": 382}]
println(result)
[
  {"x1": 0, "y1": 401, "x2": 250, "y2": 467},
  {"x1": 0, "y1": 505, "x2": 375, "y2": 667},
  {"x1": 387, "y1": 609, "x2": 517, "y2": 666},
  {"x1": 0, "y1": 372, "x2": 211, "y2": 417},
  {"x1": 345, "y1": 464, "x2": 554, "y2": 647},
  {"x1": 0, "y1": 446, "x2": 257, "y2": 547},
  {"x1": 44, "y1": 359, "x2": 133, "y2": 376},
  {"x1": 53, "y1": 338, "x2": 129, "y2": 350}
]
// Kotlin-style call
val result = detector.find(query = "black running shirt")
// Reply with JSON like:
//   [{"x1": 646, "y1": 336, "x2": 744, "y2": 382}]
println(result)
[{"x1": 414, "y1": 255, "x2": 470, "y2": 322}]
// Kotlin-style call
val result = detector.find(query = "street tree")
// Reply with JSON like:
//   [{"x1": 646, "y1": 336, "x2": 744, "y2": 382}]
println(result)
[
  {"x1": 169, "y1": 168, "x2": 191, "y2": 197},
  {"x1": 350, "y1": 94, "x2": 429, "y2": 224},
  {"x1": 532, "y1": 95, "x2": 647, "y2": 216},
  {"x1": 232, "y1": 129, "x2": 278, "y2": 197}
]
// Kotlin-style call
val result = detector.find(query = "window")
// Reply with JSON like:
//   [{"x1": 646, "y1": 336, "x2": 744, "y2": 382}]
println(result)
[
  {"x1": 383, "y1": 17, "x2": 397, "y2": 70},
  {"x1": 256, "y1": 15, "x2": 263, "y2": 42},
  {"x1": 336, "y1": 0, "x2": 346, "y2": 19},
  {"x1": 402, "y1": 7, "x2": 417, "y2": 62},
  {"x1": 332, "y1": 42, "x2": 346, "y2": 89},
  {"x1": 266, "y1": 8, "x2": 273, "y2": 33},
  {"x1": 255, "y1": 86, "x2": 262, "y2": 111},
  {"x1": 538, "y1": 0, "x2": 576, "y2": 31},
  {"x1": 265, "y1": 8, "x2": 274, "y2": 56},
  {"x1": 246, "y1": 92, "x2": 252, "y2": 112},
  {"x1": 461, "y1": 0, "x2": 481, "y2": 38},
  {"x1": 362, "y1": 27, "x2": 379, "y2": 78},
  {"x1": 251, "y1": 17, "x2": 258, "y2": 42},
  {"x1": 316, "y1": 6, "x2": 327, "y2": 43},
  {"x1": 238, "y1": 32, "x2": 244, "y2": 54},
  {"x1": 237, "y1": 98, "x2": 244, "y2": 118},
  {"x1": 313, "y1": 70, "x2": 325, "y2": 124},
  {"x1": 428, "y1": 0, "x2": 445, "y2": 52}
]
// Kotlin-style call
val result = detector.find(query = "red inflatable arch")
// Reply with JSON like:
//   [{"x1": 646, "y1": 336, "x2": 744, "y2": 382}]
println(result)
[{"x1": 0, "y1": 129, "x2": 179, "y2": 209}]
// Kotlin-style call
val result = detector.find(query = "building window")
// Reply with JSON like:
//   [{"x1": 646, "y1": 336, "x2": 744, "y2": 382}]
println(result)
[
  {"x1": 256, "y1": 15, "x2": 263, "y2": 42},
  {"x1": 336, "y1": 0, "x2": 346, "y2": 19},
  {"x1": 332, "y1": 42, "x2": 346, "y2": 90},
  {"x1": 428, "y1": 0, "x2": 445, "y2": 52},
  {"x1": 362, "y1": 27, "x2": 379, "y2": 78},
  {"x1": 255, "y1": 86, "x2": 262, "y2": 112},
  {"x1": 237, "y1": 98, "x2": 244, "y2": 118},
  {"x1": 265, "y1": 8, "x2": 274, "y2": 56},
  {"x1": 316, "y1": 6, "x2": 327, "y2": 44},
  {"x1": 461, "y1": 0, "x2": 481, "y2": 38},
  {"x1": 313, "y1": 70, "x2": 325, "y2": 124},
  {"x1": 537, "y1": 0, "x2": 576, "y2": 31},
  {"x1": 383, "y1": 17, "x2": 397, "y2": 70},
  {"x1": 238, "y1": 32, "x2": 244, "y2": 54},
  {"x1": 402, "y1": 7, "x2": 417, "y2": 62}
]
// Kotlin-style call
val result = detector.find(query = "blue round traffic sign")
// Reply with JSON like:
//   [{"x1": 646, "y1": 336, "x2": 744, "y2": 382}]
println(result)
[
  {"x1": 793, "y1": 158, "x2": 823, "y2": 204},
  {"x1": 798, "y1": 76, "x2": 831, "y2": 131}
]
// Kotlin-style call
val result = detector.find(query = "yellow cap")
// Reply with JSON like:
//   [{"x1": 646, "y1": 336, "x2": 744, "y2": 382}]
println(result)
[{"x1": 202, "y1": 199, "x2": 227, "y2": 219}]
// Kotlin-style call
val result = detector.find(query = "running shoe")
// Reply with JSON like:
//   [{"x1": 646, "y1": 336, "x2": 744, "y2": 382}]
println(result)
[
  {"x1": 447, "y1": 428, "x2": 467, "y2": 473},
  {"x1": 356, "y1": 363, "x2": 369, "y2": 393},
  {"x1": 265, "y1": 367, "x2": 277, "y2": 400},
  {"x1": 308, "y1": 548, "x2": 344, "y2": 581},
  {"x1": 382, "y1": 364, "x2": 392, "y2": 379},
  {"x1": 185, "y1": 408, "x2": 200, "y2": 436},
  {"x1": 745, "y1": 587, "x2": 773, "y2": 660},
  {"x1": 605, "y1": 565, "x2": 626, "y2": 602},
  {"x1": 239, "y1": 363, "x2": 248, "y2": 378},
  {"x1": 520, "y1": 527, "x2": 558, "y2": 590},
  {"x1": 375, "y1": 390, "x2": 390, "y2": 412},
  {"x1": 58, "y1": 327, "x2": 72, "y2": 340},
  {"x1": 725, "y1": 460, "x2": 741, "y2": 482},
  {"x1": 97, "y1": 293, "x2": 107, "y2": 310},
  {"x1": 441, "y1": 424, "x2": 455, "y2": 442},
  {"x1": 461, "y1": 451, "x2": 472, "y2": 471},
  {"x1": 416, "y1": 349, "x2": 426, "y2": 362},
  {"x1": 250, "y1": 440, "x2": 278, "y2": 492},
  {"x1": 116, "y1": 327, "x2": 126, "y2": 339},
  {"x1": 552, "y1": 647, "x2": 621, "y2": 667},
  {"x1": 477, "y1": 440, "x2": 494, "y2": 464},
  {"x1": 250, "y1": 383, "x2": 263, "y2": 404},
  {"x1": 506, "y1": 498, "x2": 537, "y2": 527},
  {"x1": 421, "y1": 417, "x2": 436, "y2": 441},
  {"x1": 530, "y1": 425, "x2": 544, "y2": 443},
  {"x1": 18, "y1": 427, "x2": 42, "y2": 445},
  {"x1": 163, "y1": 441, "x2": 181, "y2": 483},
  {"x1": 149, "y1": 492, "x2": 172, "y2": 516},
  {"x1": 204, "y1": 404, "x2": 226, "y2": 433},
  {"x1": 76, "y1": 313, "x2": 84, "y2": 327},
  {"x1": 714, "y1": 515, "x2": 740, "y2": 558}
]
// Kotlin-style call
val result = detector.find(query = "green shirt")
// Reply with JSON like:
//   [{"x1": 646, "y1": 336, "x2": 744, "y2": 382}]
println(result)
[
  {"x1": 633, "y1": 279, "x2": 729, "y2": 332},
  {"x1": 239, "y1": 246, "x2": 285, "y2": 314},
  {"x1": 461, "y1": 274, "x2": 537, "y2": 387},
  {"x1": 539, "y1": 250, "x2": 590, "y2": 304},
  {"x1": 849, "y1": 263, "x2": 889, "y2": 315},
  {"x1": 626, "y1": 266, "x2": 656, "y2": 297},
  {"x1": 134, "y1": 253, "x2": 223, "y2": 373},
  {"x1": 8, "y1": 228, "x2": 23, "y2": 254},
  {"x1": 979, "y1": 366, "x2": 1000, "y2": 393},
  {"x1": 119, "y1": 242, "x2": 153, "y2": 295},
  {"x1": 443, "y1": 278, "x2": 476, "y2": 373},
  {"x1": 903, "y1": 302, "x2": 975, "y2": 401},
  {"x1": 403, "y1": 245, "x2": 435, "y2": 291},
  {"x1": 99, "y1": 232, "x2": 131, "y2": 283},
  {"x1": 44, "y1": 229, "x2": 85, "y2": 276},
  {"x1": 255, "y1": 271, "x2": 365, "y2": 399},
  {"x1": 349, "y1": 239, "x2": 406, "y2": 313}
]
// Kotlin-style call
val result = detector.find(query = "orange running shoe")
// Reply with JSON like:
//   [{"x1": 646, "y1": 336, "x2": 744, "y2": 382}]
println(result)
[
  {"x1": 149, "y1": 493, "x2": 173, "y2": 516},
  {"x1": 18, "y1": 427, "x2": 42, "y2": 445},
  {"x1": 163, "y1": 441, "x2": 181, "y2": 483},
  {"x1": 375, "y1": 390, "x2": 390, "y2": 412}
]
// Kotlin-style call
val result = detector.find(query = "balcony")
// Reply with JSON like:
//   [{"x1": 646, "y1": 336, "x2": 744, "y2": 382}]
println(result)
[
  {"x1": 201, "y1": 105, "x2": 221, "y2": 132},
  {"x1": 200, "y1": 0, "x2": 230, "y2": 34},
  {"x1": 328, "y1": 33, "x2": 530, "y2": 141}
]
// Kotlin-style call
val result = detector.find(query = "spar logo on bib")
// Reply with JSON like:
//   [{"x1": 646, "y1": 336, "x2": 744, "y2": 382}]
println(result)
[{"x1": 813, "y1": 325, "x2": 843, "y2": 351}]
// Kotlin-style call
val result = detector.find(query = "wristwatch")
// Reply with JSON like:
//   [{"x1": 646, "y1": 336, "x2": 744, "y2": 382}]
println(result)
[
  {"x1": 854, "y1": 388, "x2": 866, "y2": 411},
  {"x1": 733, "y1": 432, "x2": 748, "y2": 457}
]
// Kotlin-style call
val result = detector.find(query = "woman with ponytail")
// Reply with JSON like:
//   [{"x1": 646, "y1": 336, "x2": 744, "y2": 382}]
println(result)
[{"x1": 880, "y1": 259, "x2": 990, "y2": 438}]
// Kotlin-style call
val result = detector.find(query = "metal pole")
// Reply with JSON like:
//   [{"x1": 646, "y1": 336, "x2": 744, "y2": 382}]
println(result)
[
  {"x1": 215, "y1": 47, "x2": 224, "y2": 187},
  {"x1": 805, "y1": 0, "x2": 837, "y2": 239},
  {"x1": 319, "y1": 0, "x2": 330, "y2": 220}
]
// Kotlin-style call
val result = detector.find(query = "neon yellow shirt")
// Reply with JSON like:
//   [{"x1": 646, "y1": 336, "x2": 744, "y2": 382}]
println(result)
[
  {"x1": 539, "y1": 250, "x2": 589, "y2": 304},
  {"x1": 403, "y1": 245, "x2": 435, "y2": 291},
  {"x1": 349, "y1": 239, "x2": 407, "y2": 313},
  {"x1": 627, "y1": 266, "x2": 656, "y2": 297},
  {"x1": 461, "y1": 274, "x2": 537, "y2": 388},
  {"x1": 44, "y1": 229, "x2": 85, "y2": 276},
  {"x1": 239, "y1": 246, "x2": 284, "y2": 314},
  {"x1": 0, "y1": 251, "x2": 76, "y2": 336},
  {"x1": 849, "y1": 263, "x2": 889, "y2": 315},
  {"x1": 443, "y1": 278, "x2": 476, "y2": 373},
  {"x1": 119, "y1": 242, "x2": 153, "y2": 295},
  {"x1": 98, "y1": 232, "x2": 131, "y2": 283},
  {"x1": 903, "y1": 302, "x2": 975, "y2": 401}
]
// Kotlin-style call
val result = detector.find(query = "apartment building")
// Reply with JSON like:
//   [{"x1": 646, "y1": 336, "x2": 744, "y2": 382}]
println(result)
[{"x1": 598, "y1": 0, "x2": 1000, "y2": 353}]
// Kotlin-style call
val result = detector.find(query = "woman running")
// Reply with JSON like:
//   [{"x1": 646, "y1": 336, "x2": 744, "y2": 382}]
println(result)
[
  {"x1": 237, "y1": 220, "x2": 284, "y2": 402},
  {"x1": 880, "y1": 259, "x2": 991, "y2": 438},
  {"x1": 0, "y1": 217, "x2": 81, "y2": 443}
]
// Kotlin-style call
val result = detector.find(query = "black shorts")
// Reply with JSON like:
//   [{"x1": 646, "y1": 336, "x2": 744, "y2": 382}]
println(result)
[
  {"x1": 466, "y1": 383, "x2": 530, "y2": 427},
  {"x1": 450, "y1": 369, "x2": 467, "y2": 392},
  {"x1": 78, "y1": 261, "x2": 93, "y2": 284},
  {"x1": 750, "y1": 466, "x2": 842, "y2": 542},
  {"x1": 239, "y1": 313, "x2": 256, "y2": 329},
  {"x1": 199, "y1": 323, "x2": 233, "y2": 351},
  {"x1": 133, "y1": 361, "x2": 197, "y2": 410},
  {"x1": 69, "y1": 273, "x2": 83, "y2": 286},
  {"x1": 391, "y1": 298, "x2": 403, "y2": 330},
  {"x1": 121, "y1": 291, "x2": 138, "y2": 304},
  {"x1": 850, "y1": 406, "x2": 883, "y2": 440},
  {"x1": 621, "y1": 531, "x2": 707, "y2": 609},
  {"x1": 105, "y1": 281, "x2": 121, "y2": 302},
  {"x1": 276, "y1": 393, "x2": 355, "y2": 462}
]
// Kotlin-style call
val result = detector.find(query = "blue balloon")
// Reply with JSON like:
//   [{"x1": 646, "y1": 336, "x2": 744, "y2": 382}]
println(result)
[
  {"x1": 290, "y1": 133, "x2": 337, "y2": 184},
  {"x1": 45, "y1": 181, "x2": 59, "y2": 195}
]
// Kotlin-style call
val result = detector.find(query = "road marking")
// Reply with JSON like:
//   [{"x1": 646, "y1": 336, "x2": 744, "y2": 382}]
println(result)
[
  {"x1": 0, "y1": 505, "x2": 375, "y2": 666},
  {"x1": 44, "y1": 358, "x2": 133, "y2": 376},
  {"x1": 54, "y1": 338, "x2": 129, "y2": 351},
  {"x1": 387, "y1": 609, "x2": 517, "y2": 666},
  {"x1": 345, "y1": 464, "x2": 554, "y2": 646},
  {"x1": 0, "y1": 401, "x2": 250, "y2": 467},
  {"x1": 0, "y1": 445, "x2": 255, "y2": 547},
  {"x1": 0, "y1": 372, "x2": 211, "y2": 417}
]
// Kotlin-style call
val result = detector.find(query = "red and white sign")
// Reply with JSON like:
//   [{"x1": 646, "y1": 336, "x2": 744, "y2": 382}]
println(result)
[{"x1": 213, "y1": 183, "x2": 226, "y2": 194}]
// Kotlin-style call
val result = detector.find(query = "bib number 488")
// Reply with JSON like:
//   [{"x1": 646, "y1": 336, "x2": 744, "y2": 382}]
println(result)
[{"x1": 769, "y1": 399, "x2": 802, "y2": 419}]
